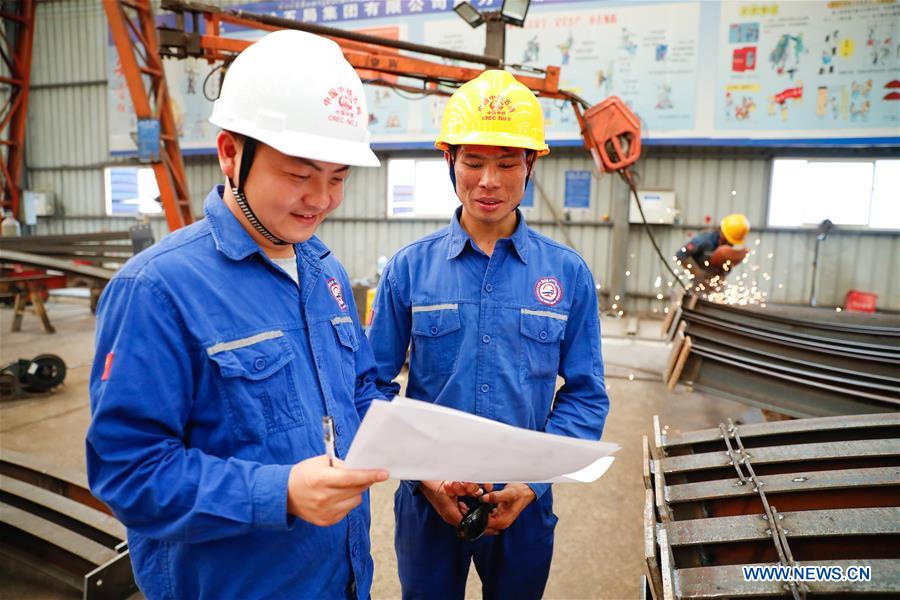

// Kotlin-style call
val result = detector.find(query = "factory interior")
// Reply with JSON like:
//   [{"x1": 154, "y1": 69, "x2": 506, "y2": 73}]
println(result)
[{"x1": 1, "y1": 1, "x2": 898, "y2": 599}]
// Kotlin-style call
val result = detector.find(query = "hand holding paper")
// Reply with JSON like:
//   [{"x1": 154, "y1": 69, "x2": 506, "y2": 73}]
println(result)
[{"x1": 344, "y1": 396, "x2": 618, "y2": 483}]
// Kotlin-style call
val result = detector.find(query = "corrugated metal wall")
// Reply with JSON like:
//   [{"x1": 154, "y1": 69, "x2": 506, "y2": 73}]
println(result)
[
  {"x1": 22, "y1": 1, "x2": 900, "y2": 313},
  {"x1": 318, "y1": 148, "x2": 900, "y2": 313}
]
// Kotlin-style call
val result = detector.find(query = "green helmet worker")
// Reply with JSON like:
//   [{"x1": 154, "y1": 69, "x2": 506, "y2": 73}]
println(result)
[{"x1": 676, "y1": 213, "x2": 751, "y2": 286}]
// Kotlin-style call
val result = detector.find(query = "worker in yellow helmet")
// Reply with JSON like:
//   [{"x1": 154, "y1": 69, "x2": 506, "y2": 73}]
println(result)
[
  {"x1": 367, "y1": 70, "x2": 609, "y2": 599},
  {"x1": 676, "y1": 213, "x2": 751, "y2": 286}
]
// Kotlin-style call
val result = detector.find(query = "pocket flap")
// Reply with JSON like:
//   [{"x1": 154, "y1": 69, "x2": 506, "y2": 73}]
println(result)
[
  {"x1": 411, "y1": 305, "x2": 461, "y2": 338},
  {"x1": 207, "y1": 331, "x2": 293, "y2": 380},
  {"x1": 520, "y1": 310, "x2": 567, "y2": 343},
  {"x1": 331, "y1": 316, "x2": 359, "y2": 351}
]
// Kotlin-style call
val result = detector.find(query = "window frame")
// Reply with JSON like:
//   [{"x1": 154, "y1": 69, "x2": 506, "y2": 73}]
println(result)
[
  {"x1": 766, "y1": 156, "x2": 900, "y2": 232},
  {"x1": 385, "y1": 155, "x2": 460, "y2": 220},
  {"x1": 103, "y1": 165, "x2": 163, "y2": 217}
]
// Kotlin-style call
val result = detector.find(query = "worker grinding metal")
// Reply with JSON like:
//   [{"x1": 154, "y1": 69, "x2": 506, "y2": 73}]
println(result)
[
  {"x1": 85, "y1": 31, "x2": 389, "y2": 599},
  {"x1": 367, "y1": 70, "x2": 610, "y2": 599},
  {"x1": 676, "y1": 213, "x2": 751, "y2": 287}
]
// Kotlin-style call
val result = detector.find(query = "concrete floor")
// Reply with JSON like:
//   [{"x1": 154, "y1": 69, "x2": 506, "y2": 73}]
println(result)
[{"x1": 0, "y1": 301, "x2": 752, "y2": 599}]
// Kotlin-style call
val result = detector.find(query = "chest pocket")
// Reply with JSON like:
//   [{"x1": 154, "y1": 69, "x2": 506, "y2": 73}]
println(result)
[
  {"x1": 411, "y1": 305, "x2": 462, "y2": 376},
  {"x1": 519, "y1": 310, "x2": 567, "y2": 380},
  {"x1": 207, "y1": 331, "x2": 302, "y2": 442},
  {"x1": 330, "y1": 316, "x2": 359, "y2": 397}
]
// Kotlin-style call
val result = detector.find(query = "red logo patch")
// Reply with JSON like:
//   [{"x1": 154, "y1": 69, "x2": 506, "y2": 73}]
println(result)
[
  {"x1": 101, "y1": 352, "x2": 114, "y2": 381},
  {"x1": 534, "y1": 277, "x2": 563, "y2": 306},
  {"x1": 327, "y1": 278, "x2": 348, "y2": 311}
]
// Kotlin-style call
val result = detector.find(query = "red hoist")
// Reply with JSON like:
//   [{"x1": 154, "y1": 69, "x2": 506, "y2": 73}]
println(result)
[{"x1": 105, "y1": 0, "x2": 642, "y2": 232}]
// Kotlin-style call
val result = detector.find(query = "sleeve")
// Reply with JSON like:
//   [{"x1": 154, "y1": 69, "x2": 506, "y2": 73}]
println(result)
[
  {"x1": 353, "y1": 330, "x2": 385, "y2": 420},
  {"x1": 685, "y1": 232, "x2": 721, "y2": 263},
  {"x1": 695, "y1": 233, "x2": 719, "y2": 262},
  {"x1": 365, "y1": 259, "x2": 421, "y2": 494},
  {"x1": 366, "y1": 259, "x2": 411, "y2": 401},
  {"x1": 339, "y1": 268, "x2": 386, "y2": 420},
  {"x1": 86, "y1": 276, "x2": 294, "y2": 544},
  {"x1": 676, "y1": 235, "x2": 699, "y2": 263},
  {"x1": 675, "y1": 242, "x2": 690, "y2": 263},
  {"x1": 531, "y1": 263, "x2": 609, "y2": 500}
]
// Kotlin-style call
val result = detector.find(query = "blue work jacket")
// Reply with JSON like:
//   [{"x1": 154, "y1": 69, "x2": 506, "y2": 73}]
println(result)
[
  {"x1": 676, "y1": 230, "x2": 722, "y2": 264},
  {"x1": 367, "y1": 208, "x2": 609, "y2": 499},
  {"x1": 86, "y1": 186, "x2": 381, "y2": 600}
]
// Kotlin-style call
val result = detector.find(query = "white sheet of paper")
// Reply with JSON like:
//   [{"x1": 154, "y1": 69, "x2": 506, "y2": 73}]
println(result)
[
  {"x1": 344, "y1": 397, "x2": 618, "y2": 483},
  {"x1": 550, "y1": 456, "x2": 615, "y2": 483}
]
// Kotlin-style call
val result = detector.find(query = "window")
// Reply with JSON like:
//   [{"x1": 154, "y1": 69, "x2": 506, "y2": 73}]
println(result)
[
  {"x1": 387, "y1": 158, "x2": 457, "y2": 218},
  {"x1": 104, "y1": 167, "x2": 162, "y2": 216},
  {"x1": 768, "y1": 159, "x2": 900, "y2": 229}
]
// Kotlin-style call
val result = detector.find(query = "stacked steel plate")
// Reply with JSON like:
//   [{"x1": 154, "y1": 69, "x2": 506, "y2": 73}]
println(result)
[
  {"x1": 643, "y1": 413, "x2": 900, "y2": 599},
  {"x1": 663, "y1": 296, "x2": 900, "y2": 417},
  {"x1": 0, "y1": 450, "x2": 137, "y2": 599}
]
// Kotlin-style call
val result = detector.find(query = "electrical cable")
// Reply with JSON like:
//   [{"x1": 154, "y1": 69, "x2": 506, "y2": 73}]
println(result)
[
  {"x1": 202, "y1": 62, "x2": 228, "y2": 102},
  {"x1": 390, "y1": 86, "x2": 432, "y2": 101},
  {"x1": 619, "y1": 168, "x2": 689, "y2": 292}
]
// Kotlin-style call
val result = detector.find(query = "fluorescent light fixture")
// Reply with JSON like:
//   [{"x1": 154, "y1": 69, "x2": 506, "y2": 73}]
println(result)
[
  {"x1": 501, "y1": 0, "x2": 531, "y2": 26},
  {"x1": 454, "y1": 1, "x2": 484, "y2": 28}
]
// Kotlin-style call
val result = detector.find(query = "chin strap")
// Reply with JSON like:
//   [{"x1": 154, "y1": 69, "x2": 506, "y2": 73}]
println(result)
[
  {"x1": 229, "y1": 136, "x2": 289, "y2": 246},
  {"x1": 448, "y1": 153, "x2": 458, "y2": 191}
]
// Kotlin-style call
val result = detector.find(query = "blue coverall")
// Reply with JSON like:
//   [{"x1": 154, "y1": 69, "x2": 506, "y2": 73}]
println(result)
[
  {"x1": 676, "y1": 230, "x2": 723, "y2": 265},
  {"x1": 367, "y1": 207, "x2": 609, "y2": 600},
  {"x1": 86, "y1": 186, "x2": 382, "y2": 599},
  {"x1": 676, "y1": 230, "x2": 727, "y2": 282}
]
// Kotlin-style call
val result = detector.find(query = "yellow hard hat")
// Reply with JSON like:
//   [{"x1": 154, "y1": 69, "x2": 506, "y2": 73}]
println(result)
[
  {"x1": 435, "y1": 70, "x2": 549, "y2": 155},
  {"x1": 720, "y1": 213, "x2": 750, "y2": 245}
]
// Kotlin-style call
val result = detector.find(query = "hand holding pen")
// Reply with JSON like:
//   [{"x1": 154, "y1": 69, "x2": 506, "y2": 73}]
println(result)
[{"x1": 285, "y1": 416, "x2": 388, "y2": 527}]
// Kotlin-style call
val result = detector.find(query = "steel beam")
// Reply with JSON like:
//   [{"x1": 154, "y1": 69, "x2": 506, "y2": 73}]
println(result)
[
  {"x1": 676, "y1": 560, "x2": 899, "y2": 598},
  {"x1": 692, "y1": 298, "x2": 900, "y2": 338},
  {"x1": 684, "y1": 354, "x2": 899, "y2": 418},
  {"x1": 664, "y1": 507, "x2": 900, "y2": 546},
  {"x1": 646, "y1": 415, "x2": 900, "y2": 599},
  {"x1": 664, "y1": 413, "x2": 900, "y2": 449},
  {"x1": 659, "y1": 438, "x2": 900, "y2": 475},
  {"x1": 666, "y1": 466, "x2": 900, "y2": 504},
  {"x1": 685, "y1": 321, "x2": 900, "y2": 383},
  {"x1": 0, "y1": 449, "x2": 113, "y2": 515},
  {"x1": 682, "y1": 310, "x2": 899, "y2": 359},
  {"x1": 0, "y1": 476, "x2": 124, "y2": 545},
  {"x1": 0, "y1": 503, "x2": 116, "y2": 572},
  {"x1": 0, "y1": 249, "x2": 117, "y2": 282},
  {"x1": 691, "y1": 344, "x2": 900, "y2": 397}
]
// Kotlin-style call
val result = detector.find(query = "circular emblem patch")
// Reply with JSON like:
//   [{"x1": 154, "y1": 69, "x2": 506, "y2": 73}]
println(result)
[
  {"x1": 327, "y1": 278, "x2": 348, "y2": 311},
  {"x1": 534, "y1": 277, "x2": 563, "y2": 306}
]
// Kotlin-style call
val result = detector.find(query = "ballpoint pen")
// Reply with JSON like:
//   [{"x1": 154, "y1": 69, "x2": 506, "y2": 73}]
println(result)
[{"x1": 323, "y1": 416, "x2": 336, "y2": 467}]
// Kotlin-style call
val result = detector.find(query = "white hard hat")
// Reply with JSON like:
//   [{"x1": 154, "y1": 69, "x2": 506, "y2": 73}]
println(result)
[{"x1": 209, "y1": 29, "x2": 379, "y2": 168}]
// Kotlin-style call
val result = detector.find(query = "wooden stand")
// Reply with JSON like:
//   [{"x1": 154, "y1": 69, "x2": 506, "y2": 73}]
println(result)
[{"x1": 3, "y1": 275, "x2": 56, "y2": 334}]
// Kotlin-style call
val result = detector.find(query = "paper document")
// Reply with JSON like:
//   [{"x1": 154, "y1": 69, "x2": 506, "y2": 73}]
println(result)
[{"x1": 344, "y1": 396, "x2": 618, "y2": 483}]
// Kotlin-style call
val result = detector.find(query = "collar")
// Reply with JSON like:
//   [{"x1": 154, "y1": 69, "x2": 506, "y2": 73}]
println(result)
[
  {"x1": 205, "y1": 185, "x2": 331, "y2": 262},
  {"x1": 446, "y1": 206, "x2": 530, "y2": 264}
]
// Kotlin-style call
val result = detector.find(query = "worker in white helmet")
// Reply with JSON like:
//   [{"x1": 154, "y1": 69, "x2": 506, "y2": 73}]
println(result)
[{"x1": 87, "y1": 30, "x2": 387, "y2": 599}]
